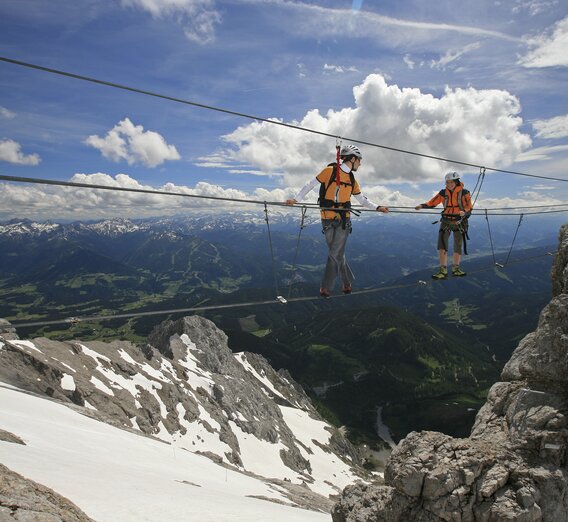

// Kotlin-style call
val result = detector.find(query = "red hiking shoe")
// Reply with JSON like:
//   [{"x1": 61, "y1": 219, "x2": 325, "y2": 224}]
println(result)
[
  {"x1": 342, "y1": 284, "x2": 352, "y2": 294},
  {"x1": 320, "y1": 288, "x2": 331, "y2": 298}
]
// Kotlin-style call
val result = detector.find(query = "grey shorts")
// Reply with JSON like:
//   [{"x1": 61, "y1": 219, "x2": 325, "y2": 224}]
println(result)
[{"x1": 438, "y1": 226, "x2": 464, "y2": 254}]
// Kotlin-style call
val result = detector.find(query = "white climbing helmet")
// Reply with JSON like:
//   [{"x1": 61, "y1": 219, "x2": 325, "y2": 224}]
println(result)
[
  {"x1": 445, "y1": 171, "x2": 460, "y2": 182},
  {"x1": 340, "y1": 144, "x2": 363, "y2": 160}
]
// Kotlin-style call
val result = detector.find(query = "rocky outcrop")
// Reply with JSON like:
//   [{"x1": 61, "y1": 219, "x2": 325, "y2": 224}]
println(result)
[
  {"x1": 333, "y1": 224, "x2": 568, "y2": 522},
  {"x1": 0, "y1": 319, "x2": 18, "y2": 341},
  {"x1": 0, "y1": 463, "x2": 95, "y2": 522},
  {"x1": 0, "y1": 428, "x2": 25, "y2": 445},
  {"x1": 552, "y1": 224, "x2": 568, "y2": 296}
]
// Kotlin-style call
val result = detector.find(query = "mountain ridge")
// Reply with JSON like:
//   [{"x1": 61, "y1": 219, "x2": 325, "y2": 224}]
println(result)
[{"x1": 0, "y1": 315, "x2": 367, "y2": 507}]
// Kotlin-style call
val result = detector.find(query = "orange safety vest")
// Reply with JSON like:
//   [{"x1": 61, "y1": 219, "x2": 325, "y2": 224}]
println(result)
[{"x1": 426, "y1": 185, "x2": 472, "y2": 221}]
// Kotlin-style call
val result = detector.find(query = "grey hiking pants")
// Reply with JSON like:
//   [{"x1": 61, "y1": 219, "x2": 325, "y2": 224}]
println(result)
[{"x1": 321, "y1": 219, "x2": 354, "y2": 291}]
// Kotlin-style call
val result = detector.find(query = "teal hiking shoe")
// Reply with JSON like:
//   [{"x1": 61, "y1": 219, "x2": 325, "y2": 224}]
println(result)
[
  {"x1": 432, "y1": 266, "x2": 448, "y2": 280},
  {"x1": 452, "y1": 265, "x2": 466, "y2": 277}
]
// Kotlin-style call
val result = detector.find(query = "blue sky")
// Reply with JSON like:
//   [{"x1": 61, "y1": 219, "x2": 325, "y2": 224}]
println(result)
[{"x1": 0, "y1": 0, "x2": 567, "y2": 220}]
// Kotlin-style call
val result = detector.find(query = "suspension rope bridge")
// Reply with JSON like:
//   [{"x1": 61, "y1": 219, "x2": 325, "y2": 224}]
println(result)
[
  {"x1": 7, "y1": 249, "x2": 556, "y2": 330},
  {"x1": 0, "y1": 55, "x2": 565, "y2": 332}
]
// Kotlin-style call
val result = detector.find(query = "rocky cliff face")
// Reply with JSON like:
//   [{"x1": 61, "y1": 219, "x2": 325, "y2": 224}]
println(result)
[
  {"x1": 332, "y1": 224, "x2": 568, "y2": 522},
  {"x1": 0, "y1": 315, "x2": 364, "y2": 504}
]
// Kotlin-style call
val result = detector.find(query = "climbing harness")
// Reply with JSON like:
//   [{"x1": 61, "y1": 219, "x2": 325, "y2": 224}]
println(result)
[{"x1": 435, "y1": 214, "x2": 470, "y2": 255}]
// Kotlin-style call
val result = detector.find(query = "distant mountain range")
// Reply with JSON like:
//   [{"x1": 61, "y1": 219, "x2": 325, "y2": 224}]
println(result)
[
  {"x1": 0, "y1": 213, "x2": 561, "y2": 289},
  {"x1": 0, "y1": 214, "x2": 562, "y2": 448}
]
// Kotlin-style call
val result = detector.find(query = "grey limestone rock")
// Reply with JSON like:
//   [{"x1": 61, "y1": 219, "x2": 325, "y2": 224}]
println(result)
[
  {"x1": 552, "y1": 224, "x2": 568, "y2": 297},
  {"x1": 333, "y1": 224, "x2": 568, "y2": 522},
  {"x1": 0, "y1": 429, "x2": 25, "y2": 445},
  {"x1": 0, "y1": 463, "x2": 94, "y2": 522},
  {"x1": 0, "y1": 318, "x2": 18, "y2": 341}
]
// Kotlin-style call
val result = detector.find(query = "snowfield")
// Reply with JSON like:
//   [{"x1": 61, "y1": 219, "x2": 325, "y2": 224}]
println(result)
[{"x1": 0, "y1": 384, "x2": 330, "y2": 522}]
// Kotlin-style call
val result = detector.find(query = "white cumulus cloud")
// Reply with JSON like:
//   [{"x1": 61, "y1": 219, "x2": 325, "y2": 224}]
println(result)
[
  {"x1": 120, "y1": 0, "x2": 221, "y2": 44},
  {"x1": 519, "y1": 15, "x2": 568, "y2": 68},
  {"x1": 532, "y1": 114, "x2": 568, "y2": 139},
  {"x1": 85, "y1": 118, "x2": 181, "y2": 167},
  {"x1": 0, "y1": 139, "x2": 41, "y2": 165},
  {"x1": 0, "y1": 173, "x2": 298, "y2": 220},
  {"x1": 214, "y1": 74, "x2": 531, "y2": 188}
]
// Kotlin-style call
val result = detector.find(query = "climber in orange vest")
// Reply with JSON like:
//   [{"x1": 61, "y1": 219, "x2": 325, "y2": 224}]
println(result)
[
  {"x1": 415, "y1": 171, "x2": 472, "y2": 279},
  {"x1": 286, "y1": 145, "x2": 389, "y2": 297}
]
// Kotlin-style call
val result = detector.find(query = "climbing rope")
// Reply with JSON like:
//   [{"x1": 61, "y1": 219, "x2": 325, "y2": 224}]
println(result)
[
  {"x1": 263, "y1": 202, "x2": 282, "y2": 301},
  {"x1": 286, "y1": 206, "x2": 308, "y2": 299},
  {"x1": 470, "y1": 167, "x2": 486, "y2": 210},
  {"x1": 504, "y1": 214, "x2": 524, "y2": 267},
  {"x1": 484, "y1": 209, "x2": 498, "y2": 266},
  {"x1": 334, "y1": 137, "x2": 342, "y2": 190}
]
